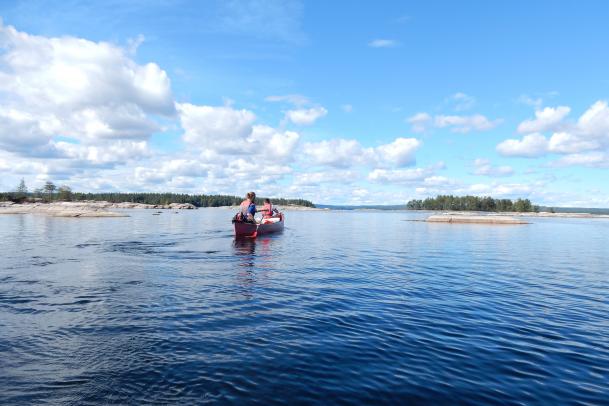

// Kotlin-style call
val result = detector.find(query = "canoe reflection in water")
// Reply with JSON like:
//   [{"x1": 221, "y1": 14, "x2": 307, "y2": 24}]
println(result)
[
  {"x1": 232, "y1": 236, "x2": 276, "y2": 267},
  {"x1": 232, "y1": 237, "x2": 276, "y2": 298},
  {"x1": 233, "y1": 237, "x2": 256, "y2": 267}
]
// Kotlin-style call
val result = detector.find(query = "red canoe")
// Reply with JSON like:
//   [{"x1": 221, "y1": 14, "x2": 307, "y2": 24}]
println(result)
[{"x1": 234, "y1": 213, "x2": 284, "y2": 238}]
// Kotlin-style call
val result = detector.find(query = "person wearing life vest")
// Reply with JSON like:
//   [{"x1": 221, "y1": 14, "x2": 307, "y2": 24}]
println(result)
[
  {"x1": 239, "y1": 192, "x2": 257, "y2": 222},
  {"x1": 261, "y1": 198, "x2": 274, "y2": 219}
]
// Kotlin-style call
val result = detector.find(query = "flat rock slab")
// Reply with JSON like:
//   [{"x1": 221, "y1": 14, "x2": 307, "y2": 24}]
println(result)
[
  {"x1": 0, "y1": 205, "x2": 128, "y2": 217},
  {"x1": 427, "y1": 215, "x2": 529, "y2": 224},
  {"x1": 49, "y1": 210, "x2": 128, "y2": 218}
]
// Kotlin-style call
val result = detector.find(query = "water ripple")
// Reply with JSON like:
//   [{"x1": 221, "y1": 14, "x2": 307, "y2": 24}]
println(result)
[{"x1": 0, "y1": 209, "x2": 608, "y2": 404}]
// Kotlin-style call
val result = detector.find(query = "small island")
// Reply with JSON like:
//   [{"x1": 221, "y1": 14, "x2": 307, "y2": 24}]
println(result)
[
  {"x1": 405, "y1": 195, "x2": 609, "y2": 223},
  {"x1": 406, "y1": 195, "x2": 538, "y2": 212}
]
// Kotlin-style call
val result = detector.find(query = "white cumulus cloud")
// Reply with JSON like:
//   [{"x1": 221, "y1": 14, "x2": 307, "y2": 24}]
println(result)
[
  {"x1": 472, "y1": 158, "x2": 514, "y2": 177},
  {"x1": 178, "y1": 103, "x2": 256, "y2": 153},
  {"x1": 302, "y1": 139, "x2": 365, "y2": 168},
  {"x1": 552, "y1": 152, "x2": 609, "y2": 168},
  {"x1": 434, "y1": 114, "x2": 501, "y2": 133},
  {"x1": 547, "y1": 132, "x2": 600, "y2": 154},
  {"x1": 284, "y1": 106, "x2": 328, "y2": 125},
  {"x1": 293, "y1": 170, "x2": 357, "y2": 186},
  {"x1": 368, "y1": 167, "x2": 430, "y2": 183},
  {"x1": 0, "y1": 21, "x2": 173, "y2": 164},
  {"x1": 496, "y1": 133, "x2": 549, "y2": 158},
  {"x1": 498, "y1": 101, "x2": 609, "y2": 167},
  {"x1": 302, "y1": 137, "x2": 421, "y2": 169},
  {"x1": 408, "y1": 112, "x2": 432, "y2": 133},
  {"x1": 368, "y1": 162, "x2": 445, "y2": 184},
  {"x1": 264, "y1": 94, "x2": 310, "y2": 106},
  {"x1": 177, "y1": 103, "x2": 299, "y2": 162},
  {"x1": 407, "y1": 112, "x2": 501, "y2": 133},
  {"x1": 517, "y1": 106, "x2": 570, "y2": 134},
  {"x1": 56, "y1": 140, "x2": 150, "y2": 165},
  {"x1": 374, "y1": 137, "x2": 421, "y2": 167},
  {"x1": 250, "y1": 125, "x2": 300, "y2": 161},
  {"x1": 576, "y1": 100, "x2": 609, "y2": 143}
]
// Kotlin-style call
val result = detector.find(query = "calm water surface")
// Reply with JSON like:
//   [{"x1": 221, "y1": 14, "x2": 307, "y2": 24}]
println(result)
[{"x1": 1, "y1": 209, "x2": 608, "y2": 404}]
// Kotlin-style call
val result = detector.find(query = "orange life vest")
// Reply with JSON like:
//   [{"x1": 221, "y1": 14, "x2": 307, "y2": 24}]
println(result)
[{"x1": 263, "y1": 202, "x2": 273, "y2": 218}]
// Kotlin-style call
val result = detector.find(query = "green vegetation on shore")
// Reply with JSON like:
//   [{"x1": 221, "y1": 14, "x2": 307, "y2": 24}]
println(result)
[
  {"x1": 0, "y1": 179, "x2": 315, "y2": 208},
  {"x1": 406, "y1": 195, "x2": 538, "y2": 212}
]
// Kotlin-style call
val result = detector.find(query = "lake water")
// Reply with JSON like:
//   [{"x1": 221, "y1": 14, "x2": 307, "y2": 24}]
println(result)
[{"x1": 1, "y1": 208, "x2": 608, "y2": 404}]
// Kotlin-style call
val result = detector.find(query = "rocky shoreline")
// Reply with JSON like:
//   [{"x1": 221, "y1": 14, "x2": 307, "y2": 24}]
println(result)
[
  {"x1": 0, "y1": 201, "x2": 197, "y2": 218},
  {"x1": 427, "y1": 210, "x2": 609, "y2": 219},
  {"x1": 0, "y1": 201, "x2": 321, "y2": 218},
  {"x1": 426, "y1": 214, "x2": 529, "y2": 224},
  {"x1": 423, "y1": 210, "x2": 609, "y2": 224}
]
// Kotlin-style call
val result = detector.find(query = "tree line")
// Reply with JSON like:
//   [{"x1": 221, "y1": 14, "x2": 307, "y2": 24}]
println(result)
[
  {"x1": 0, "y1": 179, "x2": 315, "y2": 208},
  {"x1": 1, "y1": 180, "x2": 73, "y2": 203},
  {"x1": 406, "y1": 195, "x2": 538, "y2": 212}
]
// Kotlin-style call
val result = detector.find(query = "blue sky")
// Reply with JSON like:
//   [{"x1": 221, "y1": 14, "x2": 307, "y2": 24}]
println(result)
[{"x1": 1, "y1": 0, "x2": 608, "y2": 206}]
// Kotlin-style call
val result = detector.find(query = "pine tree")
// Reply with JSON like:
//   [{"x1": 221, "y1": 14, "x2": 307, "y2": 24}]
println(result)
[
  {"x1": 15, "y1": 179, "x2": 28, "y2": 200},
  {"x1": 43, "y1": 181, "x2": 57, "y2": 202},
  {"x1": 58, "y1": 185, "x2": 73, "y2": 201}
]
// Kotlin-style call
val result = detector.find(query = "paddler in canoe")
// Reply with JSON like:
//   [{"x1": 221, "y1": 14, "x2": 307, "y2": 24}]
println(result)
[
  {"x1": 237, "y1": 192, "x2": 275, "y2": 223},
  {"x1": 261, "y1": 198, "x2": 279, "y2": 219},
  {"x1": 238, "y1": 192, "x2": 257, "y2": 222},
  {"x1": 233, "y1": 192, "x2": 284, "y2": 237}
]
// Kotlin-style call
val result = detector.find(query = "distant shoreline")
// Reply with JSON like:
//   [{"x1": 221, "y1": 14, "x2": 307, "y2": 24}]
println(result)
[
  {"x1": 423, "y1": 211, "x2": 609, "y2": 220},
  {"x1": 400, "y1": 209, "x2": 609, "y2": 219},
  {"x1": 317, "y1": 205, "x2": 609, "y2": 217},
  {"x1": 317, "y1": 207, "x2": 609, "y2": 219},
  {"x1": 0, "y1": 201, "x2": 322, "y2": 217},
  {"x1": 2, "y1": 201, "x2": 608, "y2": 219}
]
